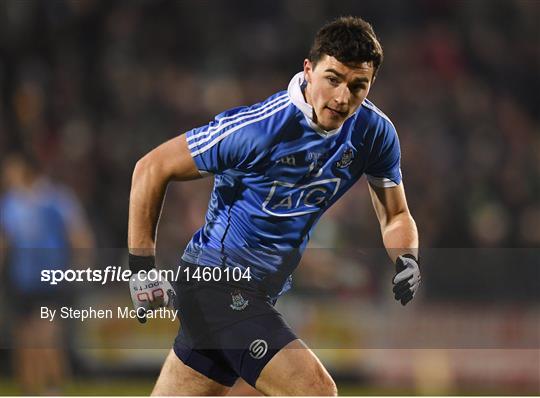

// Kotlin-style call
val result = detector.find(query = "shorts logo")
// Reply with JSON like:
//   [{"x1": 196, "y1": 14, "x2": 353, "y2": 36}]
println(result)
[
  {"x1": 262, "y1": 178, "x2": 341, "y2": 217},
  {"x1": 336, "y1": 148, "x2": 355, "y2": 168},
  {"x1": 249, "y1": 339, "x2": 268, "y2": 359},
  {"x1": 230, "y1": 290, "x2": 249, "y2": 311}
]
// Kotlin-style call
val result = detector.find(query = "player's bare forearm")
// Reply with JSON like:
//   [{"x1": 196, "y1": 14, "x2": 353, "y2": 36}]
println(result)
[
  {"x1": 380, "y1": 211, "x2": 418, "y2": 263},
  {"x1": 368, "y1": 182, "x2": 419, "y2": 263},
  {"x1": 128, "y1": 135, "x2": 202, "y2": 256},
  {"x1": 128, "y1": 160, "x2": 167, "y2": 255}
]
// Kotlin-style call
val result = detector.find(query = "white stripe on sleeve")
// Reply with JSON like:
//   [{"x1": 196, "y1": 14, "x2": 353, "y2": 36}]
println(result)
[
  {"x1": 190, "y1": 100, "x2": 291, "y2": 157},
  {"x1": 187, "y1": 94, "x2": 289, "y2": 144}
]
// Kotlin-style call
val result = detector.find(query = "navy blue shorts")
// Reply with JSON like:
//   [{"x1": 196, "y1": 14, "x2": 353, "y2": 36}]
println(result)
[{"x1": 171, "y1": 264, "x2": 297, "y2": 387}]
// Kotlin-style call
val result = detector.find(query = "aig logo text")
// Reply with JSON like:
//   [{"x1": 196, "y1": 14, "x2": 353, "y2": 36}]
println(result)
[{"x1": 262, "y1": 178, "x2": 341, "y2": 217}]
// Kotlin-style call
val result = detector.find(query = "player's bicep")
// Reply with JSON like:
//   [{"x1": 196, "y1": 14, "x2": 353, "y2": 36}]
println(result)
[
  {"x1": 368, "y1": 182, "x2": 410, "y2": 228},
  {"x1": 142, "y1": 135, "x2": 204, "y2": 182}
]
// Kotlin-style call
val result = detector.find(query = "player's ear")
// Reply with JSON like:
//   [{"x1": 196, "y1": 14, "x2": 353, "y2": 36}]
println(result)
[
  {"x1": 303, "y1": 59, "x2": 313, "y2": 82},
  {"x1": 370, "y1": 67, "x2": 377, "y2": 85}
]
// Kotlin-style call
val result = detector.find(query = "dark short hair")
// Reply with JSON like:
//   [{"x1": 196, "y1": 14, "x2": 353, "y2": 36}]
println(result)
[{"x1": 309, "y1": 16, "x2": 384, "y2": 78}]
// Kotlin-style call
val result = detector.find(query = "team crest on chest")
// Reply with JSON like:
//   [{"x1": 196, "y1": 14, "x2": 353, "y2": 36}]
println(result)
[
  {"x1": 336, "y1": 148, "x2": 355, "y2": 168},
  {"x1": 230, "y1": 290, "x2": 249, "y2": 311}
]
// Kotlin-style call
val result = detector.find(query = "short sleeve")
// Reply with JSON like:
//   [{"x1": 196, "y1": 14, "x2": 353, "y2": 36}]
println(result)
[
  {"x1": 185, "y1": 109, "x2": 264, "y2": 173},
  {"x1": 184, "y1": 94, "x2": 291, "y2": 173},
  {"x1": 365, "y1": 120, "x2": 402, "y2": 188}
]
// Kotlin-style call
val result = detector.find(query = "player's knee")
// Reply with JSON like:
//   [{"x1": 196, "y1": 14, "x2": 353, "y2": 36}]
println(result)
[
  {"x1": 295, "y1": 362, "x2": 337, "y2": 396},
  {"x1": 325, "y1": 377, "x2": 338, "y2": 396},
  {"x1": 328, "y1": 380, "x2": 339, "y2": 396},
  {"x1": 305, "y1": 374, "x2": 337, "y2": 396},
  {"x1": 313, "y1": 366, "x2": 338, "y2": 396}
]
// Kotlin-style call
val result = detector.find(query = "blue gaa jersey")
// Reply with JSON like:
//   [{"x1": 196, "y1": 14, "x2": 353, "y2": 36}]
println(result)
[
  {"x1": 0, "y1": 179, "x2": 83, "y2": 293},
  {"x1": 183, "y1": 72, "x2": 402, "y2": 299}
]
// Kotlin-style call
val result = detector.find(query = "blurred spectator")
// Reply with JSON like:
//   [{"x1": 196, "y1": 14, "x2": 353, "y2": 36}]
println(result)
[{"x1": 0, "y1": 152, "x2": 94, "y2": 394}]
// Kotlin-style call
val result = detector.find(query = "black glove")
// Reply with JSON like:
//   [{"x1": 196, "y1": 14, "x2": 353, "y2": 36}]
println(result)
[{"x1": 392, "y1": 254, "x2": 421, "y2": 305}]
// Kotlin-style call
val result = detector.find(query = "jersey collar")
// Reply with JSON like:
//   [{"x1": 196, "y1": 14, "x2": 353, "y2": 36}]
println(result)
[{"x1": 287, "y1": 71, "x2": 344, "y2": 138}]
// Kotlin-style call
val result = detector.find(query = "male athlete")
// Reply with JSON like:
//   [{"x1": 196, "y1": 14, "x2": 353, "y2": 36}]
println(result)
[{"x1": 128, "y1": 16, "x2": 420, "y2": 395}]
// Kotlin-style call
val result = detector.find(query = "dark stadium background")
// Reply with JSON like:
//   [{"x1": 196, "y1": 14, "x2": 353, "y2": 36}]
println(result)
[{"x1": 0, "y1": 0, "x2": 538, "y2": 395}]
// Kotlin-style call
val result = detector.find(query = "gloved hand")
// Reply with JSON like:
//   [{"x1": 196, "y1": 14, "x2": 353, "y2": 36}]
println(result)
[
  {"x1": 392, "y1": 254, "x2": 421, "y2": 305},
  {"x1": 128, "y1": 254, "x2": 176, "y2": 323}
]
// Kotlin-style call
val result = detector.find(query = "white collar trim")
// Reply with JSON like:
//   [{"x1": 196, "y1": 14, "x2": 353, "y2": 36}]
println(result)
[{"x1": 287, "y1": 71, "x2": 343, "y2": 138}]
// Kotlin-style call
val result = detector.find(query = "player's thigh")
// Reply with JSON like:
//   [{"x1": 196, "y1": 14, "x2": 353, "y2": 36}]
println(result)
[
  {"x1": 152, "y1": 349, "x2": 230, "y2": 396},
  {"x1": 255, "y1": 339, "x2": 337, "y2": 396}
]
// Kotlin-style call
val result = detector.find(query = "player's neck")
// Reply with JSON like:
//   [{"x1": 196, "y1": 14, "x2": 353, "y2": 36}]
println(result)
[{"x1": 302, "y1": 83, "x2": 319, "y2": 125}]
